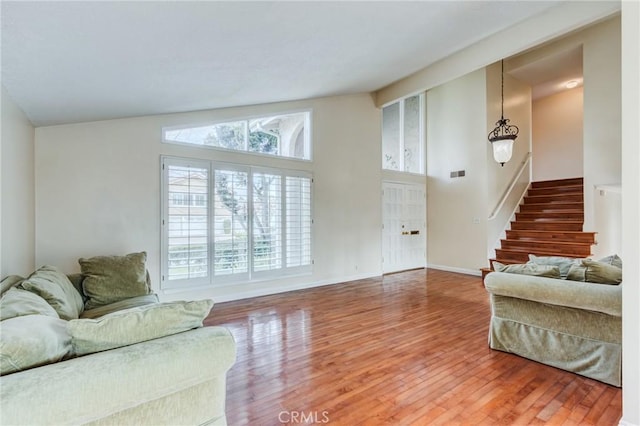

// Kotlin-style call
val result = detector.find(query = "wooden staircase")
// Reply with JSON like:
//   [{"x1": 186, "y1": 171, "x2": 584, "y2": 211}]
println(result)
[{"x1": 483, "y1": 177, "x2": 596, "y2": 278}]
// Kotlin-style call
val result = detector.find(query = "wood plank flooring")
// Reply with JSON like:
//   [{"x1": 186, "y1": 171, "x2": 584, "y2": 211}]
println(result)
[{"x1": 204, "y1": 269, "x2": 621, "y2": 425}]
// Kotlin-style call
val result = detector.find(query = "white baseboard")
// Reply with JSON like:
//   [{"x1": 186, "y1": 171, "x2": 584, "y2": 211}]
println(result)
[{"x1": 426, "y1": 263, "x2": 482, "y2": 277}]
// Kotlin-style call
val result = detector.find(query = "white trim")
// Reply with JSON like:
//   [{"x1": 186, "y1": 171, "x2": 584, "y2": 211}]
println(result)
[
  {"x1": 595, "y1": 184, "x2": 622, "y2": 194},
  {"x1": 426, "y1": 263, "x2": 482, "y2": 277}
]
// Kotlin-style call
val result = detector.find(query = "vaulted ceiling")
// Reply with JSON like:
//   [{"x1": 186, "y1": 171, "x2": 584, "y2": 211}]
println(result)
[{"x1": 1, "y1": 1, "x2": 563, "y2": 126}]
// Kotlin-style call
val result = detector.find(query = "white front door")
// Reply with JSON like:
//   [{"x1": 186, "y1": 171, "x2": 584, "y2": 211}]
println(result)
[{"x1": 382, "y1": 182, "x2": 426, "y2": 274}]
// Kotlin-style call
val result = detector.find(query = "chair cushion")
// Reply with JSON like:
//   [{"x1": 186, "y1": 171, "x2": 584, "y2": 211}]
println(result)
[
  {"x1": 68, "y1": 299, "x2": 214, "y2": 356},
  {"x1": 19, "y1": 266, "x2": 84, "y2": 320},
  {"x1": 79, "y1": 252, "x2": 152, "y2": 310}
]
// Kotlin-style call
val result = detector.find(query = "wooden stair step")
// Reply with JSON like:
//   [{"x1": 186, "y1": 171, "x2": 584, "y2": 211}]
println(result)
[
  {"x1": 510, "y1": 221, "x2": 584, "y2": 231},
  {"x1": 500, "y1": 239, "x2": 592, "y2": 256},
  {"x1": 527, "y1": 185, "x2": 584, "y2": 197},
  {"x1": 515, "y1": 211, "x2": 584, "y2": 221},
  {"x1": 495, "y1": 248, "x2": 589, "y2": 263},
  {"x1": 531, "y1": 177, "x2": 584, "y2": 188},
  {"x1": 523, "y1": 193, "x2": 583, "y2": 204},
  {"x1": 519, "y1": 202, "x2": 584, "y2": 212},
  {"x1": 505, "y1": 230, "x2": 597, "y2": 244}
]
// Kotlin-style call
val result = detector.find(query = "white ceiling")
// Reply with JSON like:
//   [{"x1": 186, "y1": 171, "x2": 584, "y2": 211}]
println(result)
[
  {"x1": 510, "y1": 46, "x2": 583, "y2": 100},
  {"x1": 1, "y1": 1, "x2": 563, "y2": 127}
]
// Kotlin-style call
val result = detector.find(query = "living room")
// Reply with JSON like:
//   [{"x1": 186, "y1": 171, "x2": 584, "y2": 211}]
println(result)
[{"x1": 1, "y1": 1, "x2": 639, "y2": 425}]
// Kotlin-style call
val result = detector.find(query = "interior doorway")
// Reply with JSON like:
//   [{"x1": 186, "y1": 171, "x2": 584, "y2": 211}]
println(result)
[{"x1": 381, "y1": 182, "x2": 426, "y2": 274}]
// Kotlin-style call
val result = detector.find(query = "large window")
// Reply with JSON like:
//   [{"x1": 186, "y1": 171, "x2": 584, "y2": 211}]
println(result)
[
  {"x1": 382, "y1": 94, "x2": 425, "y2": 174},
  {"x1": 163, "y1": 111, "x2": 311, "y2": 161},
  {"x1": 162, "y1": 157, "x2": 313, "y2": 289}
]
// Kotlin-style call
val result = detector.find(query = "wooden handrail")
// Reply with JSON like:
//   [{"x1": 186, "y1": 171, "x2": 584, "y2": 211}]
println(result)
[{"x1": 488, "y1": 152, "x2": 531, "y2": 220}]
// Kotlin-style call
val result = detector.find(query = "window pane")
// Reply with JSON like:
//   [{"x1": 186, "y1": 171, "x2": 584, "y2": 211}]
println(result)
[
  {"x1": 253, "y1": 173, "x2": 282, "y2": 271},
  {"x1": 165, "y1": 121, "x2": 246, "y2": 150},
  {"x1": 286, "y1": 176, "x2": 312, "y2": 267},
  {"x1": 382, "y1": 102, "x2": 400, "y2": 171},
  {"x1": 403, "y1": 95, "x2": 422, "y2": 173},
  {"x1": 164, "y1": 112, "x2": 310, "y2": 160},
  {"x1": 166, "y1": 165, "x2": 209, "y2": 280},
  {"x1": 214, "y1": 169, "x2": 249, "y2": 275}
]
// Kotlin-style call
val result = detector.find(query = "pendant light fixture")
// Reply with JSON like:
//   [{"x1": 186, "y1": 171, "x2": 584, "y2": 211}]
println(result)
[{"x1": 488, "y1": 60, "x2": 519, "y2": 166}]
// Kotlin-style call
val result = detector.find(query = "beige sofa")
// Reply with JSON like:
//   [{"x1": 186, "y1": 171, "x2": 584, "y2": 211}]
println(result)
[
  {"x1": 0, "y1": 270, "x2": 236, "y2": 425},
  {"x1": 484, "y1": 271, "x2": 622, "y2": 387}
]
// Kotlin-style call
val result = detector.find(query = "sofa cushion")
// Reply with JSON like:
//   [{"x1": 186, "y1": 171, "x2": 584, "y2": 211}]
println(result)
[
  {"x1": 527, "y1": 255, "x2": 581, "y2": 279},
  {"x1": 0, "y1": 288, "x2": 60, "y2": 321},
  {"x1": 68, "y1": 299, "x2": 214, "y2": 356},
  {"x1": 80, "y1": 294, "x2": 159, "y2": 319},
  {"x1": 567, "y1": 259, "x2": 622, "y2": 285},
  {"x1": 79, "y1": 252, "x2": 152, "y2": 310},
  {"x1": 19, "y1": 266, "x2": 84, "y2": 320},
  {"x1": 493, "y1": 262, "x2": 561, "y2": 278},
  {"x1": 0, "y1": 315, "x2": 72, "y2": 375}
]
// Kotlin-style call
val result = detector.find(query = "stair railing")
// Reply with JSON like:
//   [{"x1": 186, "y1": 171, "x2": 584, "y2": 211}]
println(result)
[{"x1": 488, "y1": 152, "x2": 532, "y2": 221}]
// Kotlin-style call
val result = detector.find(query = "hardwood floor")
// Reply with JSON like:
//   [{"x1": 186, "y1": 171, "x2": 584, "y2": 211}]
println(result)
[{"x1": 204, "y1": 269, "x2": 622, "y2": 425}]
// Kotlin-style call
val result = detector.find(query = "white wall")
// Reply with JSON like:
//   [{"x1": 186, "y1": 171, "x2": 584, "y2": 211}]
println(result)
[
  {"x1": 532, "y1": 88, "x2": 583, "y2": 182},
  {"x1": 582, "y1": 17, "x2": 621, "y2": 232},
  {"x1": 509, "y1": 17, "x2": 622, "y2": 233},
  {"x1": 592, "y1": 185, "x2": 621, "y2": 259},
  {"x1": 1, "y1": 86, "x2": 36, "y2": 278},
  {"x1": 34, "y1": 93, "x2": 382, "y2": 302},
  {"x1": 425, "y1": 68, "x2": 488, "y2": 274},
  {"x1": 621, "y1": 1, "x2": 640, "y2": 424}
]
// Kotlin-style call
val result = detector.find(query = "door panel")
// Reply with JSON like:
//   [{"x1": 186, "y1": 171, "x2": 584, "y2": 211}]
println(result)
[{"x1": 382, "y1": 182, "x2": 426, "y2": 273}]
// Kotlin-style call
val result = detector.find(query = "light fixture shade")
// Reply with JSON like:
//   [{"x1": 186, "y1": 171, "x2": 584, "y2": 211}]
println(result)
[
  {"x1": 491, "y1": 138, "x2": 515, "y2": 166},
  {"x1": 488, "y1": 59, "x2": 519, "y2": 166}
]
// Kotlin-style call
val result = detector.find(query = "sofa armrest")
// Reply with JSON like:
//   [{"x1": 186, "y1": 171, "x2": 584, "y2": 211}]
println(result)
[
  {"x1": 484, "y1": 271, "x2": 621, "y2": 317},
  {"x1": 0, "y1": 326, "x2": 236, "y2": 425}
]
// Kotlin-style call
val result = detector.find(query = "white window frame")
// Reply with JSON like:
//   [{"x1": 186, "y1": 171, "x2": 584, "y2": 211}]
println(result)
[
  {"x1": 161, "y1": 156, "x2": 313, "y2": 290},
  {"x1": 161, "y1": 109, "x2": 313, "y2": 162},
  {"x1": 382, "y1": 93, "x2": 425, "y2": 175}
]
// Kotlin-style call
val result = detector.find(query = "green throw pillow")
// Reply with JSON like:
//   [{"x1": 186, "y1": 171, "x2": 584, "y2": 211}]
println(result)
[
  {"x1": 19, "y1": 266, "x2": 84, "y2": 320},
  {"x1": 527, "y1": 255, "x2": 581, "y2": 279},
  {"x1": 598, "y1": 254, "x2": 623, "y2": 269},
  {"x1": 0, "y1": 315, "x2": 72, "y2": 376},
  {"x1": 68, "y1": 299, "x2": 214, "y2": 356},
  {"x1": 0, "y1": 288, "x2": 60, "y2": 321},
  {"x1": 493, "y1": 262, "x2": 561, "y2": 278},
  {"x1": 79, "y1": 252, "x2": 152, "y2": 311},
  {"x1": 567, "y1": 259, "x2": 622, "y2": 285}
]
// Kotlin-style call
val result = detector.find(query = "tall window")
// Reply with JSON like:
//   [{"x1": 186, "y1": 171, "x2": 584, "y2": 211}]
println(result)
[
  {"x1": 382, "y1": 94, "x2": 425, "y2": 174},
  {"x1": 162, "y1": 157, "x2": 313, "y2": 289},
  {"x1": 162, "y1": 111, "x2": 311, "y2": 161}
]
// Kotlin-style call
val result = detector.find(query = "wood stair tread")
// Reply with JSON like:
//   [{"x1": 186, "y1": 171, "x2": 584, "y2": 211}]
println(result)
[
  {"x1": 488, "y1": 177, "x2": 592, "y2": 270},
  {"x1": 501, "y1": 239, "x2": 592, "y2": 247},
  {"x1": 530, "y1": 177, "x2": 583, "y2": 188}
]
